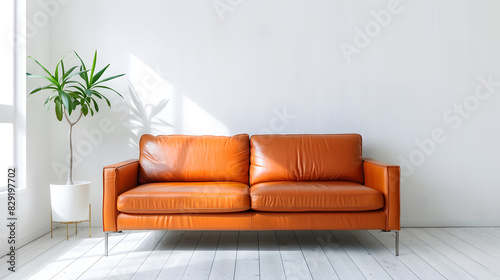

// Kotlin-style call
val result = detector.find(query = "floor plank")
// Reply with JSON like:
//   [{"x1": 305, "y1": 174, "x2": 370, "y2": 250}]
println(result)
[
  {"x1": 182, "y1": 231, "x2": 221, "y2": 280},
  {"x1": 258, "y1": 231, "x2": 286, "y2": 280},
  {"x1": 312, "y1": 230, "x2": 366, "y2": 280},
  {"x1": 104, "y1": 230, "x2": 166, "y2": 280},
  {"x1": 480, "y1": 227, "x2": 500, "y2": 239},
  {"x1": 51, "y1": 230, "x2": 128, "y2": 280},
  {"x1": 331, "y1": 230, "x2": 392, "y2": 280},
  {"x1": 295, "y1": 230, "x2": 339, "y2": 280},
  {"x1": 461, "y1": 228, "x2": 500, "y2": 254},
  {"x1": 3, "y1": 227, "x2": 96, "y2": 280},
  {"x1": 424, "y1": 228, "x2": 500, "y2": 275},
  {"x1": 130, "y1": 230, "x2": 184, "y2": 280},
  {"x1": 407, "y1": 228, "x2": 499, "y2": 279},
  {"x1": 78, "y1": 231, "x2": 147, "y2": 280},
  {"x1": 208, "y1": 231, "x2": 238, "y2": 280},
  {"x1": 234, "y1": 231, "x2": 259, "y2": 280},
  {"x1": 0, "y1": 227, "x2": 61, "y2": 277},
  {"x1": 401, "y1": 228, "x2": 475, "y2": 279},
  {"x1": 276, "y1": 230, "x2": 313, "y2": 280},
  {"x1": 444, "y1": 228, "x2": 500, "y2": 257},
  {"x1": 0, "y1": 227, "x2": 75, "y2": 278},
  {"x1": 155, "y1": 231, "x2": 203, "y2": 280},
  {"x1": 368, "y1": 230, "x2": 446, "y2": 280},
  {"x1": 27, "y1": 228, "x2": 103, "y2": 280},
  {"x1": 351, "y1": 230, "x2": 419, "y2": 280}
]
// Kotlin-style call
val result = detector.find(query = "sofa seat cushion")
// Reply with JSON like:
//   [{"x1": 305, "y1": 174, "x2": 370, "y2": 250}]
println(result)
[
  {"x1": 250, "y1": 181, "x2": 383, "y2": 212},
  {"x1": 117, "y1": 182, "x2": 250, "y2": 214}
]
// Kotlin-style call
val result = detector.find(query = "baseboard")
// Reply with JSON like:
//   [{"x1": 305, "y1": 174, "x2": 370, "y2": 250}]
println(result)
[{"x1": 402, "y1": 219, "x2": 500, "y2": 227}]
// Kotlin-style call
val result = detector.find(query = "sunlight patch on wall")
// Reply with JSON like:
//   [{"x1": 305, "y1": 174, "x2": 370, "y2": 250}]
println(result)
[
  {"x1": 127, "y1": 54, "x2": 174, "y2": 146},
  {"x1": 182, "y1": 94, "x2": 230, "y2": 135}
]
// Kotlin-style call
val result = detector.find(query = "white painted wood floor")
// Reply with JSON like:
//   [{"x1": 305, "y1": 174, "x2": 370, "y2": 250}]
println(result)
[{"x1": 1, "y1": 227, "x2": 500, "y2": 279}]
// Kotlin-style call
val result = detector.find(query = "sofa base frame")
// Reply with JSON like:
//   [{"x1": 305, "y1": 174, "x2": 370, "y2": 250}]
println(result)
[{"x1": 104, "y1": 230, "x2": 400, "y2": 256}]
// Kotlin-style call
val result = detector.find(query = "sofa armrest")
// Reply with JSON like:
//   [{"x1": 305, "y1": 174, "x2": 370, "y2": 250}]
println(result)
[
  {"x1": 103, "y1": 159, "x2": 140, "y2": 232},
  {"x1": 363, "y1": 158, "x2": 401, "y2": 230}
]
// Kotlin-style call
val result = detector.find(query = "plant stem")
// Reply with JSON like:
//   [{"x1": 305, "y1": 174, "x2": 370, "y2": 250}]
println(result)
[{"x1": 64, "y1": 109, "x2": 83, "y2": 185}]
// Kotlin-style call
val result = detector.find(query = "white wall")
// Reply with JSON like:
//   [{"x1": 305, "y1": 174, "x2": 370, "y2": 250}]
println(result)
[
  {"x1": 39, "y1": 0, "x2": 500, "y2": 227},
  {"x1": 18, "y1": 0, "x2": 53, "y2": 248},
  {"x1": 0, "y1": 0, "x2": 53, "y2": 256}
]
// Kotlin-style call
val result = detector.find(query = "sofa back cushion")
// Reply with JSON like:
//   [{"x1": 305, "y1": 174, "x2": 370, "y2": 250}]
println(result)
[
  {"x1": 139, "y1": 134, "x2": 250, "y2": 184},
  {"x1": 250, "y1": 134, "x2": 364, "y2": 185}
]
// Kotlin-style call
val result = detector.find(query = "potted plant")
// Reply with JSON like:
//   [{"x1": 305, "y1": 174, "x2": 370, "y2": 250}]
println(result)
[{"x1": 27, "y1": 50, "x2": 124, "y2": 225}]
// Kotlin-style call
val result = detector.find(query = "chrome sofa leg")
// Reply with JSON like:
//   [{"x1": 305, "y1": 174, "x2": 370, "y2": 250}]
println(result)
[
  {"x1": 395, "y1": 231, "x2": 400, "y2": 256},
  {"x1": 104, "y1": 231, "x2": 123, "y2": 256},
  {"x1": 380, "y1": 230, "x2": 400, "y2": 256},
  {"x1": 105, "y1": 232, "x2": 109, "y2": 256}
]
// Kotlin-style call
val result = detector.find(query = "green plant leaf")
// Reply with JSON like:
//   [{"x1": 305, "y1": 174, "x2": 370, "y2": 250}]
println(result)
[
  {"x1": 28, "y1": 56, "x2": 56, "y2": 82},
  {"x1": 29, "y1": 84, "x2": 54, "y2": 95},
  {"x1": 44, "y1": 94, "x2": 51, "y2": 105},
  {"x1": 54, "y1": 56, "x2": 65, "y2": 82},
  {"x1": 67, "y1": 91, "x2": 80, "y2": 98},
  {"x1": 74, "y1": 51, "x2": 89, "y2": 87},
  {"x1": 79, "y1": 67, "x2": 90, "y2": 88},
  {"x1": 92, "y1": 73, "x2": 125, "y2": 86},
  {"x1": 78, "y1": 66, "x2": 86, "y2": 82},
  {"x1": 58, "y1": 90, "x2": 71, "y2": 111},
  {"x1": 70, "y1": 87, "x2": 86, "y2": 97},
  {"x1": 90, "y1": 50, "x2": 97, "y2": 81},
  {"x1": 82, "y1": 104, "x2": 88, "y2": 116},
  {"x1": 69, "y1": 81, "x2": 87, "y2": 91},
  {"x1": 26, "y1": 73, "x2": 57, "y2": 84},
  {"x1": 91, "y1": 64, "x2": 109, "y2": 84},
  {"x1": 61, "y1": 65, "x2": 78, "y2": 81},
  {"x1": 85, "y1": 89, "x2": 93, "y2": 97},
  {"x1": 91, "y1": 90, "x2": 102, "y2": 99},
  {"x1": 91, "y1": 91, "x2": 110, "y2": 107},
  {"x1": 55, "y1": 101, "x2": 63, "y2": 121},
  {"x1": 92, "y1": 98, "x2": 99, "y2": 112},
  {"x1": 61, "y1": 59, "x2": 65, "y2": 76},
  {"x1": 103, "y1": 95, "x2": 111, "y2": 107},
  {"x1": 74, "y1": 51, "x2": 87, "y2": 71},
  {"x1": 93, "y1": 85, "x2": 123, "y2": 98},
  {"x1": 55, "y1": 61, "x2": 59, "y2": 82}
]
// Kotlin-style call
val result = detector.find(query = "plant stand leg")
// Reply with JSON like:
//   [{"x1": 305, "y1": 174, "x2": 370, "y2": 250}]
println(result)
[
  {"x1": 76, "y1": 222, "x2": 77, "y2": 235},
  {"x1": 50, "y1": 212, "x2": 53, "y2": 238},
  {"x1": 66, "y1": 223, "x2": 69, "y2": 241}
]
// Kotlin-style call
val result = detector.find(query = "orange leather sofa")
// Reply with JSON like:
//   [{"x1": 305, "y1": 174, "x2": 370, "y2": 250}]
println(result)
[{"x1": 103, "y1": 133, "x2": 401, "y2": 255}]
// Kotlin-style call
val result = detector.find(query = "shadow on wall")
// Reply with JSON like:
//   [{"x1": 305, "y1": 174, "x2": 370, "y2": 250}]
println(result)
[
  {"x1": 126, "y1": 81, "x2": 172, "y2": 147},
  {"x1": 116, "y1": 54, "x2": 175, "y2": 148}
]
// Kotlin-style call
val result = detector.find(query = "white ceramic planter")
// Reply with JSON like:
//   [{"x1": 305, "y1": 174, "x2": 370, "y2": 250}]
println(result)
[{"x1": 50, "y1": 181, "x2": 90, "y2": 222}]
